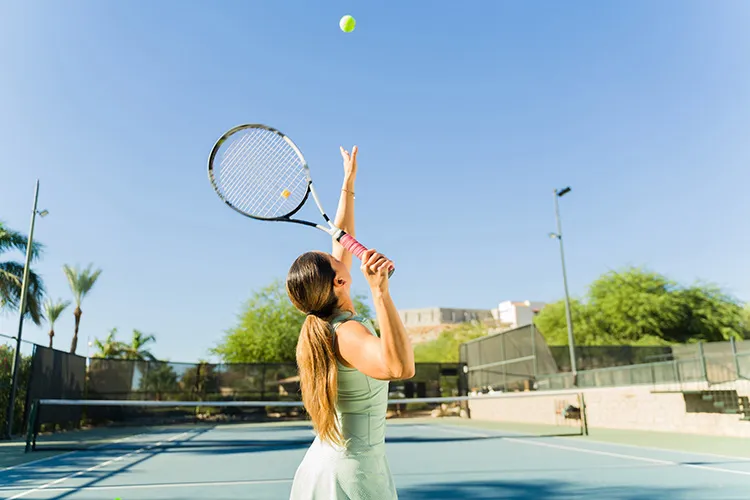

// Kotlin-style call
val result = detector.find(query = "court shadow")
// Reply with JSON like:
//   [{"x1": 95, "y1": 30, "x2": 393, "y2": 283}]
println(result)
[{"x1": 398, "y1": 479, "x2": 687, "y2": 500}]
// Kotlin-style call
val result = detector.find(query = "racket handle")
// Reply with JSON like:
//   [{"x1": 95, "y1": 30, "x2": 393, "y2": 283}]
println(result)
[{"x1": 338, "y1": 232, "x2": 395, "y2": 278}]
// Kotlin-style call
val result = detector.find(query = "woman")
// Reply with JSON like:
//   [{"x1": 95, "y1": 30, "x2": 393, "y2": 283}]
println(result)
[{"x1": 286, "y1": 145, "x2": 415, "y2": 500}]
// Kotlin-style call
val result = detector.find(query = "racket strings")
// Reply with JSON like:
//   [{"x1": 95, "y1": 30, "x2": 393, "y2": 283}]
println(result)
[{"x1": 216, "y1": 128, "x2": 309, "y2": 219}]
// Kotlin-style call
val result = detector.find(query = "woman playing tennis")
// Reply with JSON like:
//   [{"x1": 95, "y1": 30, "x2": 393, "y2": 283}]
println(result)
[{"x1": 286, "y1": 145, "x2": 415, "y2": 499}]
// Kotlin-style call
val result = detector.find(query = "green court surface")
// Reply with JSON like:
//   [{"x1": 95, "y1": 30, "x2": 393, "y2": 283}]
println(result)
[{"x1": 1, "y1": 418, "x2": 749, "y2": 499}]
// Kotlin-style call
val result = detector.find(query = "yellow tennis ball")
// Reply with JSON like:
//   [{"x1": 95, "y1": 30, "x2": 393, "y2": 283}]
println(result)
[
  {"x1": 281, "y1": 189, "x2": 291, "y2": 199},
  {"x1": 339, "y1": 15, "x2": 356, "y2": 33}
]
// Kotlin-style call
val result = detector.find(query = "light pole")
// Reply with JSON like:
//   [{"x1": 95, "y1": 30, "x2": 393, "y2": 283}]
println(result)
[
  {"x1": 5, "y1": 180, "x2": 48, "y2": 438},
  {"x1": 549, "y1": 186, "x2": 577, "y2": 385}
]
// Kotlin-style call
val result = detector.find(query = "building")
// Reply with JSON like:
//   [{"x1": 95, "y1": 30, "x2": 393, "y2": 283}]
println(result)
[
  {"x1": 493, "y1": 300, "x2": 545, "y2": 329},
  {"x1": 398, "y1": 307, "x2": 495, "y2": 328},
  {"x1": 397, "y1": 307, "x2": 496, "y2": 344}
]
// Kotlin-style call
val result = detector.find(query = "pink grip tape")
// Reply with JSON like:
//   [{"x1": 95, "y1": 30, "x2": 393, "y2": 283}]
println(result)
[
  {"x1": 339, "y1": 233, "x2": 367, "y2": 259},
  {"x1": 339, "y1": 233, "x2": 395, "y2": 277}
]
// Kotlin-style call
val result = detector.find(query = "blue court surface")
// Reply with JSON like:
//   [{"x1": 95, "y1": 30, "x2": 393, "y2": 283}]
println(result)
[{"x1": 1, "y1": 419, "x2": 749, "y2": 500}]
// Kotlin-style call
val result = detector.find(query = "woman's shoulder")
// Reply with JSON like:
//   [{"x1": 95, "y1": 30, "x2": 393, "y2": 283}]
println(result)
[{"x1": 330, "y1": 311, "x2": 378, "y2": 337}]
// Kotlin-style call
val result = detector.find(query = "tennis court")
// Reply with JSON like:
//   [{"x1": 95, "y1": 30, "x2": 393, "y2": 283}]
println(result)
[{"x1": 2, "y1": 395, "x2": 750, "y2": 500}]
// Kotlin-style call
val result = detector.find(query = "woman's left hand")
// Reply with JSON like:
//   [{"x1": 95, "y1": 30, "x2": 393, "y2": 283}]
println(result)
[{"x1": 340, "y1": 145, "x2": 358, "y2": 182}]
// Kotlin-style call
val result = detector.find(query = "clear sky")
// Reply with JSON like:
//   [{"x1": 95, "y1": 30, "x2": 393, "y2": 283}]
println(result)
[{"x1": 1, "y1": 1, "x2": 748, "y2": 362}]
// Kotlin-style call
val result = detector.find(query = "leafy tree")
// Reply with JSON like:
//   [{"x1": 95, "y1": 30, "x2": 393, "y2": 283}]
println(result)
[
  {"x1": 212, "y1": 279, "x2": 372, "y2": 363},
  {"x1": 0, "y1": 345, "x2": 32, "y2": 434},
  {"x1": 180, "y1": 361, "x2": 220, "y2": 399},
  {"x1": 535, "y1": 267, "x2": 750, "y2": 346},
  {"x1": 122, "y1": 329, "x2": 157, "y2": 361},
  {"x1": 63, "y1": 263, "x2": 102, "y2": 354},
  {"x1": 139, "y1": 362, "x2": 179, "y2": 401},
  {"x1": 413, "y1": 322, "x2": 489, "y2": 363},
  {"x1": 93, "y1": 328, "x2": 127, "y2": 358},
  {"x1": 0, "y1": 222, "x2": 46, "y2": 325},
  {"x1": 43, "y1": 298, "x2": 70, "y2": 348},
  {"x1": 93, "y1": 328, "x2": 158, "y2": 361}
]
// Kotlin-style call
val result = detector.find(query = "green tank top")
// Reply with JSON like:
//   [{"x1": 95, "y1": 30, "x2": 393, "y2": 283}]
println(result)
[{"x1": 330, "y1": 311, "x2": 390, "y2": 451}]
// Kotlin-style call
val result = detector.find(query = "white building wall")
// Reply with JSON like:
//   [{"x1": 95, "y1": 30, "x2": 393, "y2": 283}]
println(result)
[{"x1": 496, "y1": 300, "x2": 546, "y2": 328}]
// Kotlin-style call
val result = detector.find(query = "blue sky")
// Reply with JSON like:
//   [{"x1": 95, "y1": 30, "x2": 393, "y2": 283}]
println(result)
[{"x1": 1, "y1": 1, "x2": 748, "y2": 362}]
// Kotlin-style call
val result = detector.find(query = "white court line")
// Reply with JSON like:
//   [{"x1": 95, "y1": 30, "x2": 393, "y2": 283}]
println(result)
[
  {"x1": 1, "y1": 478, "x2": 293, "y2": 494},
  {"x1": 426, "y1": 425, "x2": 750, "y2": 477},
  {"x1": 0, "y1": 451, "x2": 78, "y2": 474},
  {"x1": 563, "y1": 435, "x2": 750, "y2": 463},
  {"x1": 7, "y1": 431, "x2": 193, "y2": 500},
  {"x1": 0, "y1": 432, "x2": 156, "y2": 473}
]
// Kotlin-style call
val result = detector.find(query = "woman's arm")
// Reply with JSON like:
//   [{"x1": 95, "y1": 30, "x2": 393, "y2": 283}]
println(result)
[
  {"x1": 331, "y1": 146, "x2": 358, "y2": 272},
  {"x1": 335, "y1": 250, "x2": 416, "y2": 380}
]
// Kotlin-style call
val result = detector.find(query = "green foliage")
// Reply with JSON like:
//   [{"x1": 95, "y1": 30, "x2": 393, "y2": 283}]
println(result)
[
  {"x1": 93, "y1": 328, "x2": 158, "y2": 360},
  {"x1": 0, "y1": 345, "x2": 32, "y2": 435},
  {"x1": 64, "y1": 263, "x2": 103, "y2": 354},
  {"x1": 138, "y1": 362, "x2": 179, "y2": 401},
  {"x1": 180, "y1": 362, "x2": 220, "y2": 398},
  {"x1": 212, "y1": 279, "x2": 373, "y2": 363},
  {"x1": 0, "y1": 221, "x2": 46, "y2": 325},
  {"x1": 413, "y1": 322, "x2": 489, "y2": 363},
  {"x1": 121, "y1": 330, "x2": 157, "y2": 361},
  {"x1": 535, "y1": 267, "x2": 750, "y2": 346},
  {"x1": 63, "y1": 263, "x2": 103, "y2": 307},
  {"x1": 44, "y1": 298, "x2": 71, "y2": 348},
  {"x1": 93, "y1": 328, "x2": 127, "y2": 358}
]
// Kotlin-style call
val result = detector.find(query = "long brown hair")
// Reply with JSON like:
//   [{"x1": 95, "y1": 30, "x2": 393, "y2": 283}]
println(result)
[{"x1": 286, "y1": 251, "x2": 343, "y2": 445}]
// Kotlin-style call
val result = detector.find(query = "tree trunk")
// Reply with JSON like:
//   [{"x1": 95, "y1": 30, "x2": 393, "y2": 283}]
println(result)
[
  {"x1": 48, "y1": 328, "x2": 54, "y2": 349},
  {"x1": 70, "y1": 307, "x2": 82, "y2": 354}
]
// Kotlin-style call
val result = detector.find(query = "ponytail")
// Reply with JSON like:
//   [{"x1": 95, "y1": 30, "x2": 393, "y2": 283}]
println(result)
[{"x1": 296, "y1": 314, "x2": 343, "y2": 446}]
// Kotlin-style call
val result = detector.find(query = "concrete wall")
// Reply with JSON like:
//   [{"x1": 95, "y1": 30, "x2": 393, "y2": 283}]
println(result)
[
  {"x1": 468, "y1": 381, "x2": 750, "y2": 437},
  {"x1": 399, "y1": 307, "x2": 493, "y2": 327}
]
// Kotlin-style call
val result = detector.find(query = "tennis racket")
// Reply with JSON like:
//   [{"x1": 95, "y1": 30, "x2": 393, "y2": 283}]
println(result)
[{"x1": 208, "y1": 124, "x2": 394, "y2": 277}]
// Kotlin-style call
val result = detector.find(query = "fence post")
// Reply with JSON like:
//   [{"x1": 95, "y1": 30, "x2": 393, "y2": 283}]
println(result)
[
  {"x1": 698, "y1": 342, "x2": 708, "y2": 383},
  {"x1": 730, "y1": 337, "x2": 741, "y2": 380},
  {"x1": 531, "y1": 323, "x2": 538, "y2": 380}
]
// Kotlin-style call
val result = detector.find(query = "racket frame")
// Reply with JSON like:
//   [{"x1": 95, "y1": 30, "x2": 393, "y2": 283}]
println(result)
[{"x1": 208, "y1": 124, "x2": 391, "y2": 274}]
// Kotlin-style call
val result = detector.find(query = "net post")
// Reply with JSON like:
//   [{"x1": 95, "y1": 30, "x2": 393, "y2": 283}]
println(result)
[
  {"x1": 21, "y1": 343, "x2": 38, "y2": 438},
  {"x1": 531, "y1": 323, "x2": 538, "y2": 381},
  {"x1": 578, "y1": 392, "x2": 589, "y2": 436},
  {"x1": 24, "y1": 399, "x2": 39, "y2": 453}
]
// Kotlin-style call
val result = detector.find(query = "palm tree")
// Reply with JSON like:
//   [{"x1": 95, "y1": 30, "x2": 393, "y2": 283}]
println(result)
[
  {"x1": 122, "y1": 329, "x2": 157, "y2": 361},
  {"x1": 92, "y1": 328, "x2": 126, "y2": 358},
  {"x1": 0, "y1": 222, "x2": 46, "y2": 325},
  {"x1": 63, "y1": 263, "x2": 102, "y2": 354},
  {"x1": 43, "y1": 298, "x2": 70, "y2": 349}
]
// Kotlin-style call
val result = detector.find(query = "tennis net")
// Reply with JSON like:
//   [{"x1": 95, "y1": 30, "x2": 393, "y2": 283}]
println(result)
[{"x1": 25, "y1": 390, "x2": 587, "y2": 452}]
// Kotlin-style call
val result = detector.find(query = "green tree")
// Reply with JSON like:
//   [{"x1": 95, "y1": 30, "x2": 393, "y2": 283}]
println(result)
[
  {"x1": 180, "y1": 361, "x2": 220, "y2": 399},
  {"x1": 43, "y1": 298, "x2": 71, "y2": 348},
  {"x1": 122, "y1": 329, "x2": 157, "y2": 361},
  {"x1": 139, "y1": 362, "x2": 179, "y2": 401},
  {"x1": 535, "y1": 267, "x2": 750, "y2": 346},
  {"x1": 93, "y1": 328, "x2": 127, "y2": 358},
  {"x1": 63, "y1": 263, "x2": 102, "y2": 354},
  {"x1": 212, "y1": 279, "x2": 373, "y2": 363},
  {"x1": 0, "y1": 345, "x2": 32, "y2": 434},
  {"x1": 0, "y1": 222, "x2": 46, "y2": 325},
  {"x1": 413, "y1": 322, "x2": 489, "y2": 363}
]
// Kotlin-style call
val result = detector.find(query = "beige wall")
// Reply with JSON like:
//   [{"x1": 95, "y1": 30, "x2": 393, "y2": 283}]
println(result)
[
  {"x1": 399, "y1": 307, "x2": 493, "y2": 327},
  {"x1": 468, "y1": 381, "x2": 750, "y2": 438}
]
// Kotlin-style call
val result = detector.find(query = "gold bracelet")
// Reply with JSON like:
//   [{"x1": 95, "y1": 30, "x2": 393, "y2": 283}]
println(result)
[{"x1": 342, "y1": 189, "x2": 355, "y2": 198}]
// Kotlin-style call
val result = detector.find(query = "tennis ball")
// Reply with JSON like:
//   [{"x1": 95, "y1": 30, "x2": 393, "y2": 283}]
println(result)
[
  {"x1": 281, "y1": 189, "x2": 291, "y2": 199},
  {"x1": 339, "y1": 15, "x2": 356, "y2": 33}
]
